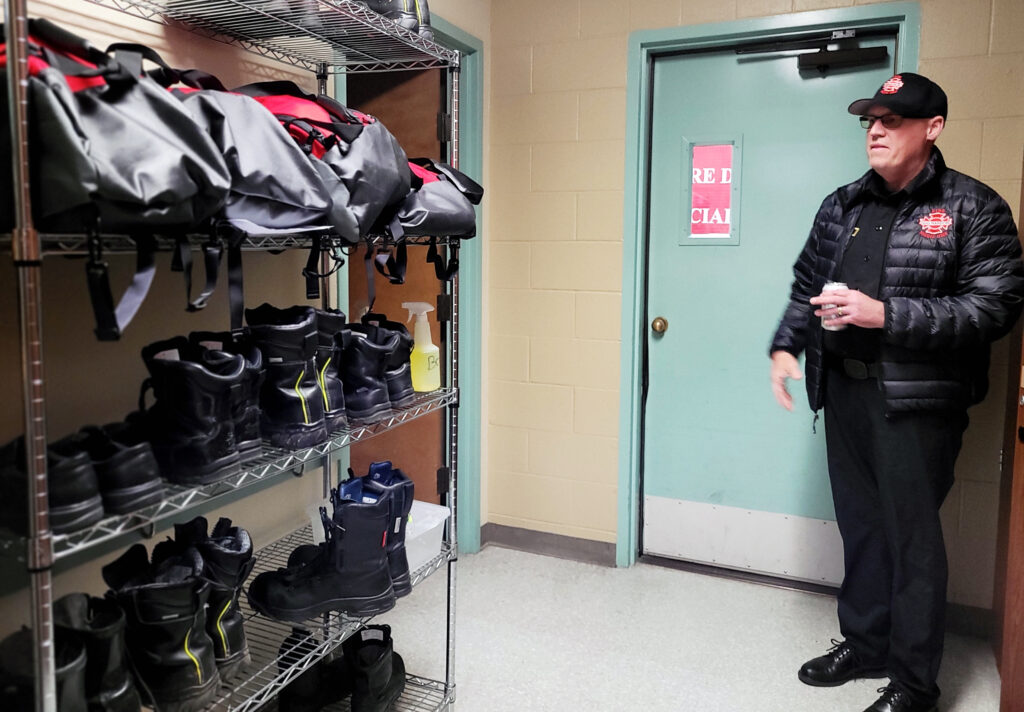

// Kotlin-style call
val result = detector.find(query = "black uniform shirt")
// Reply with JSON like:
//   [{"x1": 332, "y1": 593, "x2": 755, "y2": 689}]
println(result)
[{"x1": 824, "y1": 176, "x2": 902, "y2": 361}]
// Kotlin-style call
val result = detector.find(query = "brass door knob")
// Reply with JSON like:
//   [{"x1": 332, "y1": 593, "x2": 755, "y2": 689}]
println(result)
[{"x1": 651, "y1": 316, "x2": 668, "y2": 334}]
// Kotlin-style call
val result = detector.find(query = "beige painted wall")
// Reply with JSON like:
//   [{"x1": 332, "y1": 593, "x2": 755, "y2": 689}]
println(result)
[{"x1": 486, "y1": 0, "x2": 1024, "y2": 610}]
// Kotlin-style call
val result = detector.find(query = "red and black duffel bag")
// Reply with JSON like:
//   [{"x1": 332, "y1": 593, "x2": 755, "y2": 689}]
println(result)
[
  {"x1": 389, "y1": 157, "x2": 483, "y2": 238},
  {"x1": 0, "y1": 18, "x2": 231, "y2": 234},
  {"x1": 235, "y1": 81, "x2": 411, "y2": 243}
]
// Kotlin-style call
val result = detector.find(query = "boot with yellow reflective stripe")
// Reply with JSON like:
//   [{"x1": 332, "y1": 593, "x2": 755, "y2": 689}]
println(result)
[
  {"x1": 102, "y1": 544, "x2": 220, "y2": 712},
  {"x1": 315, "y1": 308, "x2": 348, "y2": 433},
  {"x1": 245, "y1": 304, "x2": 327, "y2": 450},
  {"x1": 153, "y1": 516, "x2": 255, "y2": 682}
]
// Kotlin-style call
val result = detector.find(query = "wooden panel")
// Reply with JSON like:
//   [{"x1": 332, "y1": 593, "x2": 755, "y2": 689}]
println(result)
[
  {"x1": 347, "y1": 70, "x2": 445, "y2": 504},
  {"x1": 996, "y1": 157, "x2": 1024, "y2": 711}
]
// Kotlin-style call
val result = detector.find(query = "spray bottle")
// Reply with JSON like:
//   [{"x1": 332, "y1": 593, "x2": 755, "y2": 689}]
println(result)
[{"x1": 402, "y1": 301, "x2": 441, "y2": 392}]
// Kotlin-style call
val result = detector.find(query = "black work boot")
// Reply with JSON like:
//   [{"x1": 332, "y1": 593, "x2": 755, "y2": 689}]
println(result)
[
  {"x1": 72, "y1": 422, "x2": 164, "y2": 515},
  {"x1": 189, "y1": 331, "x2": 266, "y2": 462},
  {"x1": 245, "y1": 304, "x2": 328, "y2": 449},
  {"x1": 343, "y1": 624, "x2": 406, "y2": 712},
  {"x1": 414, "y1": 0, "x2": 433, "y2": 40},
  {"x1": 352, "y1": 317, "x2": 415, "y2": 407},
  {"x1": 363, "y1": 461, "x2": 415, "y2": 597},
  {"x1": 365, "y1": 0, "x2": 419, "y2": 32},
  {"x1": 0, "y1": 436, "x2": 104, "y2": 535},
  {"x1": 247, "y1": 479, "x2": 395, "y2": 622},
  {"x1": 53, "y1": 593, "x2": 142, "y2": 712},
  {"x1": 315, "y1": 308, "x2": 348, "y2": 433},
  {"x1": 276, "y1": 628, "x2": 353, "y2": 712},
  {"x1": 102, "y1": 543, "x2": 221, "y2": 712},
  {"x1": 153, "y1": 516, "x2": 256, "y2": 682},
  {"x1": 338, "y1": 327, "x2": 398, "y2": 421},
  {"x1": 0, "y1": 626, "x2": 88, "y2": 712},
  {"x1": 140, "y1": 337, "x2": 245, "y2": 485}
]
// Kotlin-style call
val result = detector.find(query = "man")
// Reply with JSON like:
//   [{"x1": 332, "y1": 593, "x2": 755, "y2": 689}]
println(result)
[{"x1": 769, "y1": 72, "x2": 1024, "y2": 712}]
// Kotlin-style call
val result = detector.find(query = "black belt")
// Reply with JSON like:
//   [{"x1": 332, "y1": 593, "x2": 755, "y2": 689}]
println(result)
[{"x1": 831, "y1": 357, "x2": 880, "y2": 379}]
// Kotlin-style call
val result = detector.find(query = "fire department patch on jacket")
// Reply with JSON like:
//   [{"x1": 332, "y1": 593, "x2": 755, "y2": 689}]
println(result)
[{"x1": 918, "y1": 208, "x2": 953, "y2": 238}]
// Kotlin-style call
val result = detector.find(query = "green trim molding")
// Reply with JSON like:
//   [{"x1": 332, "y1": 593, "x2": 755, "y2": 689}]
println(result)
[
  {"x1": 433, "y1": 15, "x2": 484, "y2": 555},
  {"x1": 617, "y1": 3, "x2": 921, "y2": 567}
]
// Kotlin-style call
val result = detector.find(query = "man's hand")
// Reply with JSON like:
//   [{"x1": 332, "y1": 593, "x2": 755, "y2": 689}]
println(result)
[
  {"x1": 809, "y1": 286, "x2": 885, "y2": 329},
  {"x1": 771, "y1": 350, "x2": 803, "y2": 412}
]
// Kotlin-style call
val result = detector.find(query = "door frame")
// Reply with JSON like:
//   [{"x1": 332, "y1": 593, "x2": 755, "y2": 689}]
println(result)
[{"x1": 616, "y1": 3, "x2": 921, "y2": 567}]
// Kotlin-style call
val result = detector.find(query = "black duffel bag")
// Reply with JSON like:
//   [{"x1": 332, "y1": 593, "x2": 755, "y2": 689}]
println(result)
[{"x1": 0, "y1": 18, "x2": 231, "y2": 233}]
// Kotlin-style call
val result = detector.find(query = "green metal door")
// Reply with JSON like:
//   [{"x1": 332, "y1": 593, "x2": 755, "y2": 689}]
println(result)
[{"x1": 641, "y1": 34, "x2": 896, "y2": 584}]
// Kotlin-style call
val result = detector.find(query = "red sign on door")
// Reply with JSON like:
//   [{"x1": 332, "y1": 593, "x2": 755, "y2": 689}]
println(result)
[{"x1": 690, "y1": 144, "x2": 733, "y2": 237}]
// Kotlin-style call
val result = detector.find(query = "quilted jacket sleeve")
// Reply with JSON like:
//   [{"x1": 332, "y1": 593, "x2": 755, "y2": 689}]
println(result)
[
  {"x1": 884, "y1": 184, "x2": 1024, "y2": 351},
  {"x1": 769, "y1": 195, "x2": 833, "y2": 356}
]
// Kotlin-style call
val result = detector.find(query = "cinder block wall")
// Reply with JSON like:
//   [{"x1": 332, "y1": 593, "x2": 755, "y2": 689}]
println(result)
[{"x1": 485, "y1": 0, "x2": 1023, "y2": 609}]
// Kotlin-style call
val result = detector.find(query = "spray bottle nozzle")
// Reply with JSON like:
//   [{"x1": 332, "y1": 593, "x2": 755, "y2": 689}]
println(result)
[{"x1": 402, "y1": 301, "x2": 434, "y2": 324}]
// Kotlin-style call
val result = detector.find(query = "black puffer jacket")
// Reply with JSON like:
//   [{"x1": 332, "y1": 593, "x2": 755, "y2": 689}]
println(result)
[{"x1": 770, "y1": 148, "x2": 1024, "y2": 414}]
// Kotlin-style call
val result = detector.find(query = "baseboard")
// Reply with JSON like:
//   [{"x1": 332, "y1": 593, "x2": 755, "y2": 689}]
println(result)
[
  {"x1": 479, "y1": 523, "x2": 616, "y2": 567},
  {"x1": 946, "y1": 603, "x2": 993, "y2": 641},
  {"x1": 640, "y1": 553, "x2": 993, "y2": 641}
]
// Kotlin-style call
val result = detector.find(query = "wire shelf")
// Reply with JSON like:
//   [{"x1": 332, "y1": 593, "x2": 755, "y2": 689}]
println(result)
[
  {"x1": 82, "y1": 0, "x2": 459, "y2": 73},
  {"x1": 0, "y1": 232, "x2": 466, "y2": 256},
  {"x1": 208, "y1": 525, "x2": 453, "y2": 712},
  {"x1": 0, "y1": 388, "x2": 457, "y2": 562}
]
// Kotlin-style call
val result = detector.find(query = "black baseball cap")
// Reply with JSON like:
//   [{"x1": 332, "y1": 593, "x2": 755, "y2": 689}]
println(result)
[{"x1": 847, "y1": 72, "x2": 948, "y2": 119}]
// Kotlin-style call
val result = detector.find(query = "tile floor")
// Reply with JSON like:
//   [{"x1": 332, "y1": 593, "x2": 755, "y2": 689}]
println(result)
[{"x1": 377, "y1": 545, "x2": 1002, "y2": 712}]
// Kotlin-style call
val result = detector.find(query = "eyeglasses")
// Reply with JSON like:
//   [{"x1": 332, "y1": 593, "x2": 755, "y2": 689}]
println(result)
[{"x1": 860, "y1": 114, "x2": 904, "y2": 130}]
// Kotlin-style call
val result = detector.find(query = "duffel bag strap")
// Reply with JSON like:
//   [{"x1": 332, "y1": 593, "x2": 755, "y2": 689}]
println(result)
[
  {"x1": 427, "y1": 237, "x2": 458, "y2": 282},
  {"x1": 86, "y1": 231, "x2": 157, "y2": 341},
  {"x1": 373, "y1": 242, "x2": 407, "y2": 286},
  {"x1": 302, "y1": 235, "x2": 348, "y2": 301},
  {"x1": 170, "y1": 235, "x2": 224, "y2": 312}
]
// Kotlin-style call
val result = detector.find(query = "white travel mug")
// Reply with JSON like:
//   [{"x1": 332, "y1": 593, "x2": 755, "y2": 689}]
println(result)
[{"x1": 821, "y1": 281, "x2": 847, "y2": 332}]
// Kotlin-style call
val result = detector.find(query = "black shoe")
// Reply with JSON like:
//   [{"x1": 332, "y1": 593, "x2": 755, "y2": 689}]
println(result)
[
  {"x1": 798, "y1": 639, "x2": 886, "y2": 687},
  {"x1": 864, "y1": 684, "x2": 938, "y2": 712}
]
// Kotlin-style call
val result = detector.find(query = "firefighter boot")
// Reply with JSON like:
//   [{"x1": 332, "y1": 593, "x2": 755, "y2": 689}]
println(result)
[
  {"x1": 247, "y1": 478, "x2": 395, "y2": 622},
  {"x1": 364, "y1": 461, "x2": 415, "y2": 597},
  {"x1": 189, "y1": 331, "x2": 266, "y2": 462},
  {"x1": 140, "y1": 337, "x2": 245, "y2": 485},
  {"x1": 315, "y1": 308, "x2": 348, "y2": 433},
  {"x1": 343, "y1": 624, "x2": 406, "y2": 712},
  {"x1": 337, "y1": 327, "x2": 398, "y2": 421},
  {"x1": 245, "y1": 304, "x2": 327, "y2": 450},
  {"x1": 0, "y1": 627, "x2": 88, "y2": 712},
  {"x1": 102, "y1": 544, "x2": 220, "y2": 712},
  {"x1": 54, "y1": 593, "x2": 142, "y2": 712},
  {"x1": 351, "y1": 318, "x2": 415, "y2": 407},
  {"x1": 153, "y1": 516, "x2": 256, "y2": 681}
]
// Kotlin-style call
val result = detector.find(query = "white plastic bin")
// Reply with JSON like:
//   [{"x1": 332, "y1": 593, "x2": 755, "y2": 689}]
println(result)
[{"x1": 405, "y1": 500, "x2": 451, "y2": 574}]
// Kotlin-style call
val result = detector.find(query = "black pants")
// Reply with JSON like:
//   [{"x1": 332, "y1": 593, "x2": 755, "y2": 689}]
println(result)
[{"x1": 823, "y1": 366, "x2": 968, "y2": 704}]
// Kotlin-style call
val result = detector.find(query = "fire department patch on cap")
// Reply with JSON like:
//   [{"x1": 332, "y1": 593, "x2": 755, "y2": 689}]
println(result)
[
  {"x1": 881, "y1": 75, "x2": 904, "y2": 94},
  {"x1": 918, "y1": 208, "x2": 953, "y2": 238}
]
